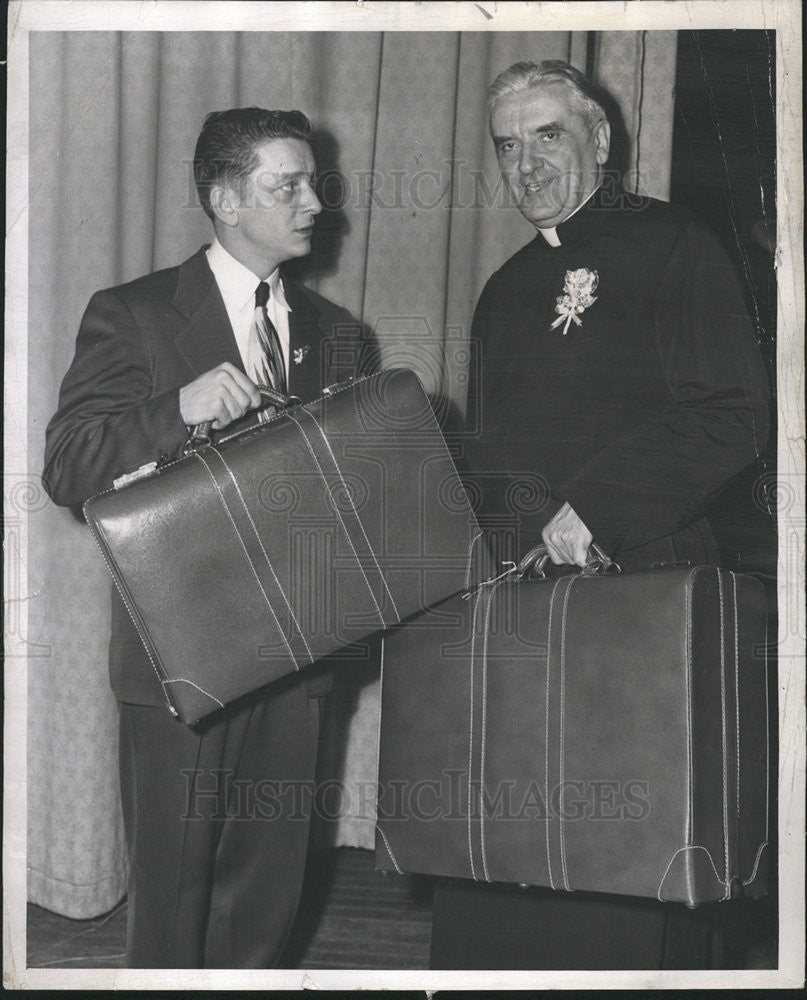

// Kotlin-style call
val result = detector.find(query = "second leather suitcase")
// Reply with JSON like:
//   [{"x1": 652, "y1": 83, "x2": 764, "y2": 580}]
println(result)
[{"x1": 375, "y1": 557, "x2": 769, "y2": 906}]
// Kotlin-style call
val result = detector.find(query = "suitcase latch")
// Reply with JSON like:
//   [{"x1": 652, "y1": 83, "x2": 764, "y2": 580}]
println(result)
[
  {"x1": 323, "y1": 375, "x2": 356, "y2": 396},
  {"x1": 113, "y1": 461, "x2": 158, "y2": 490}
]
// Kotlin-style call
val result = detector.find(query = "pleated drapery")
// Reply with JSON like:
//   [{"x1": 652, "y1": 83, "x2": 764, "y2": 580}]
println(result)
[{"x1": 27, "y1": 30, "x2": 677, "y2": 917}]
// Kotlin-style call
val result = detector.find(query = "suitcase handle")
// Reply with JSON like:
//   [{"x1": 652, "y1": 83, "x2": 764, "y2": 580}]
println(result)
[
  {"x1": 516, "y1": 541, "x2": 620, "y2": 578},
  {"x1": 184, "y1": 384, "x2": 302, "y2": 454}
]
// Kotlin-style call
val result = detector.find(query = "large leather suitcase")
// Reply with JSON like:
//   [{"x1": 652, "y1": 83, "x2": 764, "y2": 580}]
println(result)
[
  {"x1": 83, "y1": 369, "x2": 482, "y2": 724},
  {"x1": 375, "y1": 553, "x2": 769, "y2": 906}
]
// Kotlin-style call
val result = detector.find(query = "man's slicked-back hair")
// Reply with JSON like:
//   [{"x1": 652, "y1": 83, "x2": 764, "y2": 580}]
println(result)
[
  {"x1": 194, "y1": 107, "x2": 313, "y2": 220},
  {"x1": 488, "y1": 60, "x2": 608, "y2": 129}
]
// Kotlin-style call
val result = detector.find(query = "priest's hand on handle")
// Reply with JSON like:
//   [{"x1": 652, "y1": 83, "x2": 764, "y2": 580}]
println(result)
[
  {"x1": 179, "y1": 363, "x2": 262, "y2": 430},
  {"x1": 542, "y1": 502, "x2": 593, "y2": 567}
]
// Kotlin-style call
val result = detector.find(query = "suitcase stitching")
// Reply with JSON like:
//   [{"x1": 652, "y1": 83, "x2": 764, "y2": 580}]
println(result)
[
  {"x1": 742, "y1": 841, "x2": 768, "y2": 887},
  {"x1": 209, "y1": 445, "x2": 313, "y2": 661},
  {"x1": 161, "y1": 677, "x2": 224, "y2": 708},
  {"x1": 194, "y1": 452, "x2": 300, "y2": 670},
  {"x1": 673, "y1": 566, "x2": 732, "y2": 902},
  {"x1": 376, "y1": 823, "x2": 403, "y2": 875},
  {"x1": 739, "y1": 572, "x2": 770, "y2": 887},
  {"x1": 295, "y1": 407, "x2": 401, "y2": 621},
  {"x1": 376, "y1": 636, "x2": 385, "y2": 792},
  {"x1": 82, "y1": 513, "x2": 176, "y2": 713},
  {"x1": 544, "y1": 576, "x2": 565, "y2": 892},
  {"x1": 559, "y1": 575, "x2": 575, "y2": 892},
  {"x1": 750, "y1": 594, "x2": 771, "y2": 883},
  {"x1": 286, "y1": 411, "x2": 390, "y2": 629},
  {"x1": 466, "y1": 531, "x2": 484, "y2": 591},
  {"x1": 685, "y1": 567, "x2": 694, "y2": 848},
  {"x1": 657, "y1": 844, "x2": 726, "y2": 901},
  {"x1": 479, "y1": 579, "x2": 503, "y2": 882},
  {"x1": 467, "y1": 586, "x2": 482, "y2": 881},
  {"x1": 730, "y1": 572, "x2": 743, "y2": 887},
  {"x1": 717, "y1": 572, "x2": 731, "y2": 897}
]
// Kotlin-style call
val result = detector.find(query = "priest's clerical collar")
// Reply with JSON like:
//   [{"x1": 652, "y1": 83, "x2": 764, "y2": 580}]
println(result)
[{"x1": 536, "y1": 182, "x2": 603, "y2": 247}]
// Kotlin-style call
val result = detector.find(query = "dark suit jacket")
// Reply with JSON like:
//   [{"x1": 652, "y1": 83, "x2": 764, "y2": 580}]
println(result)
[
  {"x1": 44, "y1": 246, "x2": 369, "y2": 705},
  {"x1": 462, "y1": 187, "x2": 770, "y2": 570}
]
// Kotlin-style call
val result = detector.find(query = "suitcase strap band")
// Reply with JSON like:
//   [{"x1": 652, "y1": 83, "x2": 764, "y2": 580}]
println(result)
[
  {"x1": 194, "y1": 446, "x2": 313, "y2": 671},
  {"x1": 286, "y1": 407, "x2": 399, "y2": 629}
]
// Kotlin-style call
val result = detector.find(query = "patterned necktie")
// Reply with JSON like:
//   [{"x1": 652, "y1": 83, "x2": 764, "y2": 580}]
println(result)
[{"x1": 252, "y1": 280, "x2": 288, "y2": 394}]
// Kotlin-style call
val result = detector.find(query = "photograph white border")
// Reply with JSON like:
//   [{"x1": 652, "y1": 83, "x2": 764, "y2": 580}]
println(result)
[{"x1": 5, "y1": 0, "x2": 804, "y2": 990}]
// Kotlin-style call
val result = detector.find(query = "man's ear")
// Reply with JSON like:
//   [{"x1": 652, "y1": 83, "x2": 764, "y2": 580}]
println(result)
[
  {"x1": 594, "y1": 120, "x2": 611, "y2": 166},
  {"x1": 209, "y1": 184, "x2": 240, "y2": 228}
]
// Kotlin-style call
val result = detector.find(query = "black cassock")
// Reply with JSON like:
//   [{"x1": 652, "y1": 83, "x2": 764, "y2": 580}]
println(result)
[
  {"x1": 461, "y1": 182, "x2": 770, "y2": 570},
  {"x1": 434, "y1": 184, "x2": 771, "y2": 970}
]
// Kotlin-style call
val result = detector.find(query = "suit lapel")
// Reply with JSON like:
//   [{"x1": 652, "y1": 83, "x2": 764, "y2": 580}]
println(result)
[
  {"x1": 172, "y1": 247, "x2": 244, "y2": 377},
  {"x1": 170, "y1": 253, "x2": 331, "y2": 411},
  {"x1": 283, "y1": 275, "x2": 327, "y2": 400}
]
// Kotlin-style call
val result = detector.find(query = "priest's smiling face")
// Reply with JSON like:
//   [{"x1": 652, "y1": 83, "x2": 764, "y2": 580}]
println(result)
[{"x1": 491, "y1": 81, "x2": 611, "y2": 230}]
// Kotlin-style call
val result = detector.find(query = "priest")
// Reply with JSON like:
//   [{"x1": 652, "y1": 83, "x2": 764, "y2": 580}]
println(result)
[{"x1": 431, "y1": 59, "x2": 771, "y2": 971}]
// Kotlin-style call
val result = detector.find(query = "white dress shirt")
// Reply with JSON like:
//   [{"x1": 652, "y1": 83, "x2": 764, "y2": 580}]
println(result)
[{"x1": 206, "y1": 239, "x2": 292, "y2": 379}]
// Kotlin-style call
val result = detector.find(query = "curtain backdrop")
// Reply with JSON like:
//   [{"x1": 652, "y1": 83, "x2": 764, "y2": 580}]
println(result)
[{"x1": 27, "y1": 29, "x2": 677, "y2": 917}]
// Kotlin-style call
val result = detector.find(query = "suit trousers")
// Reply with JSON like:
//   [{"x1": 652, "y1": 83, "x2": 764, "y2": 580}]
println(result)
[{"x1": 119, "y1": 674, "x2": 320, "y2": 968}]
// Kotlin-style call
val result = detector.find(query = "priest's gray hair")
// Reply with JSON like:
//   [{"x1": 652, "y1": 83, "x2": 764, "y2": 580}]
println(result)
[{"x1": 488, "y1": 60, "x2": 608, "y2": 129}]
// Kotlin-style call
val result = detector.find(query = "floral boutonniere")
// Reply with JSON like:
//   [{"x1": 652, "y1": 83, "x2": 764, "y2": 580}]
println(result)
[
  {"x1": 293, "y1": 345, "x2": 311, "y2": 365},
  {"x1": 550, "y1": 268, "x2": 599, "y2": 335}
]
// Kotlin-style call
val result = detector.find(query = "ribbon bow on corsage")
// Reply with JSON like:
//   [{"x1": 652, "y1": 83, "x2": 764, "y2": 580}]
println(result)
[{"x1": 550, "y1": 268, "x2": 599, "y2": 335}]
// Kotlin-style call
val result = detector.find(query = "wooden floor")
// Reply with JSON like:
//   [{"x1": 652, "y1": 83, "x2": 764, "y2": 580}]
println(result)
[
  {"x1": 26, "y1": 847, "x2": 432, "y2": 970},
  {"x1": 25, "y1": 847, "x2": 777, "y2": 972}
]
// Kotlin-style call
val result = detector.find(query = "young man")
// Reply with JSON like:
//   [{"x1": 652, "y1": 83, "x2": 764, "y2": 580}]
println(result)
[{"x1": 43, "y1": 108, "x2": 368, "y2": 968}]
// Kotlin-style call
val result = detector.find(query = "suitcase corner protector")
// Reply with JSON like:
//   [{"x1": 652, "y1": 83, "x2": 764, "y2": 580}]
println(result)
[{"x1": 657, "y1": 844, "x2": 728, "y2": 906}]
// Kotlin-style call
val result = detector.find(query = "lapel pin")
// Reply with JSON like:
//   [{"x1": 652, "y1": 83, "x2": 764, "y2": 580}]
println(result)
[{"x1": 293, "y1": 345, "x2": 311, "y2": 365}]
